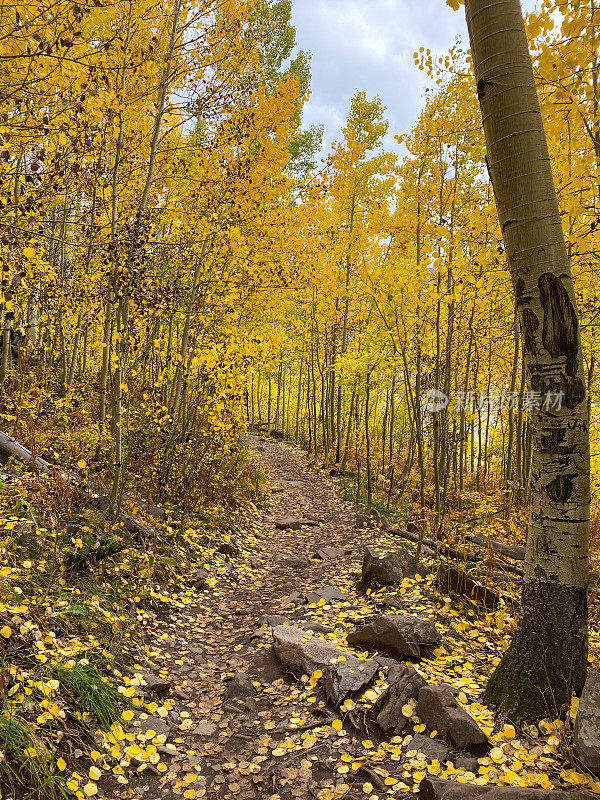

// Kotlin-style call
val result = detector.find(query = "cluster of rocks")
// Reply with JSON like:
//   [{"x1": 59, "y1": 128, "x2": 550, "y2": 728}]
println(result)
[
  {"x1": 267, "y1": 540, "x2": 501, "y2": 785},
  {"x1": 271, "y1": 608, "x2": 489, "y2": 753},
  {"x1": 418, "y1": 778, "x2": 593, "y2": 800},
  {"x1": 270, "y1": 531, "x2": 600, "y2": 787}
]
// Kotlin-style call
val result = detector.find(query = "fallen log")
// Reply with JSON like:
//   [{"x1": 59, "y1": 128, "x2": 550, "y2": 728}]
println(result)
[
  {"x1": 465, "y1": 534, "x2": 525, "y2": 561},
  {"x1": 468, "y1": 565, "x2": 524, "y2": 581},
  {"x1": 392, "y1": 526, "x2": 527, "y2": 574},
  {"x1": 388, "y1": 528, "x2": 482, "y2": 564},
  {"x1": 0, "y1": 432, "x2": 64, "y2": 476},
  {"x1": 0, "y1": 430, "x2": 167, "y2": 541}
]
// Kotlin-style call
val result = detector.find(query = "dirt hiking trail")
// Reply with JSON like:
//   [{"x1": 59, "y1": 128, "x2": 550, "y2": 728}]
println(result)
[{"x1": 118, "y1": 435, "x2": 412, "y2": 800}]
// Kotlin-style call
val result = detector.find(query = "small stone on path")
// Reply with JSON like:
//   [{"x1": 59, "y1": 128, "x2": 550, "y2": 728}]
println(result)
[
  {"x1": 193, "y1": 723, "x2": 217, "y2": 736},
  {"x1": 407, "y1": 734, "x2": 450, "y2": 763}
]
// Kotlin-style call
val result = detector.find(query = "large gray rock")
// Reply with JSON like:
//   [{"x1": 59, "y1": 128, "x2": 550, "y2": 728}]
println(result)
[
  {"x1": 275, "y1": 517, "x2": 320, "y2": 530},
  {"x1": 376, "y1": 663, "x2": 426, "y2": 734},
  {"x1": 142, "y1": 672, "x2": 171, "y2": 693},
  {"x1": 407, "y1": 734, "x2": 449, "y2": 764},
  {"x1": 272, "y1": 625, "x2": 378, "y2": 705},
  {"x1": 419, "y1": 778, "x2": 594, "y2": 800},
  {"x1": 359, "y1": 546, "x2": 429, "y2": 589},
  {"x1": 347, "y1": 614, "x2": 441, "y2": 659},
  {"x1": 305, "y1": 585, "x2": 347, "y2": 604},
  {"x1": 418, "y1": 685, "x2": 487, "y2": 749},
  {"x1": 575, "y1": 669, "x2": 600, "y2": 773}
]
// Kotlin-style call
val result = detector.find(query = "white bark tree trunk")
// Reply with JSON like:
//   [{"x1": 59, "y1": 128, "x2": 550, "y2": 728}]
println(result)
[{"x1": 464, "y1": 0, "x2": 590, "y2": 720}]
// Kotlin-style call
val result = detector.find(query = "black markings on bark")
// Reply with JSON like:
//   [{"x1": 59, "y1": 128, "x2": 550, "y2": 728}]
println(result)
[
  {"x1": 538, "y1": 273, "x2": 579, "y2": 376},
  {"x1": 515, "y1": 277, "x2": 525, "y2": 298},
  {"x1": 521, "y1": 308, "x2": 539, "y2": 355},
  {"x1": 539, "y1": 428, "x2": 567, "y2": 454},
  {"x1": 566, "y1": 376, "x2": 586, "y2": 409},
  {"x1": 545, "y1": 474, "x2": 575, "y2": 503}
]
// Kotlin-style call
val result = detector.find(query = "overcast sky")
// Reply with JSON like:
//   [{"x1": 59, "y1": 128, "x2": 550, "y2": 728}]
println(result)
[{"x1": 290, "y1": 0, "x2": 537, "y2": 155}]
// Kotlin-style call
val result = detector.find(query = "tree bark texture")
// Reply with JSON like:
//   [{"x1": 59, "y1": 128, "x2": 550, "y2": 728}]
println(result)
[{"x1": 464, "y1": 0, "x2": 590, "y2": 720}]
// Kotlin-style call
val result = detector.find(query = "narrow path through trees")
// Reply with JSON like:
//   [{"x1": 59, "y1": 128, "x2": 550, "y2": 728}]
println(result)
[{"x1": 122, "y1": 436, "x2": 388, "y2": 800}]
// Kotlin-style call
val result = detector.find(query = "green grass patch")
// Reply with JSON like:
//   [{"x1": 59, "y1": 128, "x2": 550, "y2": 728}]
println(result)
[
  {"x1": 0, "y1": 712, "x2": 64, "y2": 799},
  {"x1": 46, "y1": 661, "x2": 126, "y2": 731}
]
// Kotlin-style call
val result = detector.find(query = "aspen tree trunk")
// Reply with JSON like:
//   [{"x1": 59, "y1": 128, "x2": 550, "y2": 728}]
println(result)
[
  {"x1": 341, "y1": 383, "x2": 357, "y2": 473},
  {"x1": 336, "y1": 196, "x2": 355, "y2": 464},
  {"x1": 505, "y1": 306, "x2": 520, "y2": 500},
  {"x1": 515, "y1": 356, "x2": 526, "y2": 499},
  {"x1": 295, "y1": 357, "x2": 304, "y2": 440},
  {"x1": 170, "y1": 240, "x2": 209, "y2": 419},
  {"x1": 274, "y1": 361, "x2": 282, "y2": 431},
  {"x1": 99, "y1": 12, "x2": 130, "y2": 428},
  {"x1": 365, "y1": 371, "x2": 373, "y2": 511},
  {"x1": 0, "y1": 315, "x2": 11, "y2": 383},
  {"x1": 281, "y1": 362, "x2": 287, "y2": 434},
  {"x1": 82, "y1": 328, "x2": 88, "y2": 378},
  {"x1": 460, "y1": 316, "x2": 475, "y2": 494},
  {"x1": 382, "y1": 388, "x2": 388, "y2": 473},
  {"x1": 389, "y1": 371, "x2": 396, "y2": 465},
  {"x1": 465, "y1": 0, "x2": 590, "y2": 720}
]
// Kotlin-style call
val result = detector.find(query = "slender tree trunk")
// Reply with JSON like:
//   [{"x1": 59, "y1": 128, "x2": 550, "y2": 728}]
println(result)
[
  {"x1": 505, "y1": 306, "x2": 520, "y2": 490},
  {"x1": 465, "y1": 0, "x2": 590, "y2": 720},
  {"x1": 295, "y1": 357, "x2": 304, "y2": 441},
  {"x1": 0, "y1": 315, "x2": 11, "y2": 383},
  {"x1": 364, "y1": 371, "x2": 372, "y2": 510}
]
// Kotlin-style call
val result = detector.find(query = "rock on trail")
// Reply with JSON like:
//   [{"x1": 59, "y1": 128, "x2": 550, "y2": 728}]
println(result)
[{"x1": 272, "y1": 624, "x2": 379, "y2": 705}]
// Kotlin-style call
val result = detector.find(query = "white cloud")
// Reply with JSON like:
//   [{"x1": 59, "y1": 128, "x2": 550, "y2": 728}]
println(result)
[{"x1": 291, "y1": 0, "x2": 538, "y2": 155}]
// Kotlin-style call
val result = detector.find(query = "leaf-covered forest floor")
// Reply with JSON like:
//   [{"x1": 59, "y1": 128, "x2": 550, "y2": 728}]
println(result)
[{"x1": 2, "y1": 435, "x2": 600, "y2": 800}]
